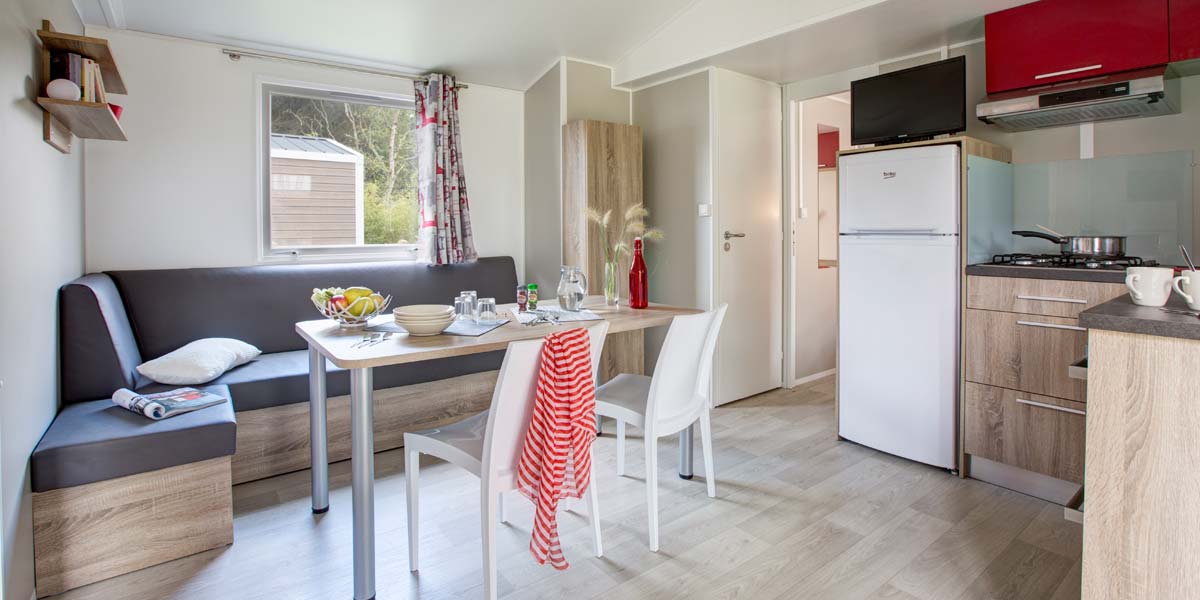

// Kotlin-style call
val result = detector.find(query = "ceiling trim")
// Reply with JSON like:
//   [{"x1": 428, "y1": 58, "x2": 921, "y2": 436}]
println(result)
[{"x1": 98, "y1": 0, "x2": 125, "y2": 28}]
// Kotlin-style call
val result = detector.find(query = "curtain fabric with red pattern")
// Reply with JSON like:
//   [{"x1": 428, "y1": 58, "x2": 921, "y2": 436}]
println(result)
[{"x1": 413, "y1": 74, "x2": 477, "y2": 264}]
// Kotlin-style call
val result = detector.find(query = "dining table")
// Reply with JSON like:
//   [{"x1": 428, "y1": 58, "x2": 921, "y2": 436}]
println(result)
[{"x1": 295, "y1": 297, "x2": 704, "y2": 600}]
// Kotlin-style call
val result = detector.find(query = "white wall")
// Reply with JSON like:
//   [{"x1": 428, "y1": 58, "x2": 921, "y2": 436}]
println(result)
[
  {"x1": 633, "y1": 71, "x2": 712, "y2": 371},
  {"x1": 565, "y1": 61, "x2": 631, "y2": 125},
  {"x1": 0, "y1": 2, "x2": 85, "y2": 598},
  {"x1": 83, "y1": 28, "x2": 525, "y2": 275}
]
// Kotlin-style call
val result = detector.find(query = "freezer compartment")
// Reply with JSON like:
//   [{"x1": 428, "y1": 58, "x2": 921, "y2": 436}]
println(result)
[
  {"x1": 837, "y1": 235, "x2": 959, "y2": 469},
  {"x1": 838, "y1": 144, "x2": 960, "y2": 235}
]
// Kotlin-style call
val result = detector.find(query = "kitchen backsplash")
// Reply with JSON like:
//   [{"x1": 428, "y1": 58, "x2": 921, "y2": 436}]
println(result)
[{"x1": 968, "y1": 150, "x2": 1193, "y2": 264}]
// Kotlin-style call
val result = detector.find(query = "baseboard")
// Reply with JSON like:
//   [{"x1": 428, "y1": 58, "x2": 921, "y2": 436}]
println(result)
[{"x1": 791, "y1": 368, "x2": 835, "y2": 388}]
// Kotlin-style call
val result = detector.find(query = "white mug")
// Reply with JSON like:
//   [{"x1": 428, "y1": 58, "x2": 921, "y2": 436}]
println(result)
[
  {"x1": 1174, "y1": 270, "x2": 1200, "y2": 310},
  {"x1": 1126, "y1": 267, "x2": 1175, "y2": 307}
]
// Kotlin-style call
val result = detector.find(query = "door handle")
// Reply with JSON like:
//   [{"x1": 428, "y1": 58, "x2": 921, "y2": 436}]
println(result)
[
  {"x1": 1016, "y1": 320, "x2": 1087, "y2": 332},
  {"x1": 724, "y1": 231, "x2": 746, "y2": 240},
  {"x1": 1016, "y1": 398, "x2": 1086, "y2": 416},
  {"x1": 1034, "y1": 64, "x2": 1102, "y2": 80}
]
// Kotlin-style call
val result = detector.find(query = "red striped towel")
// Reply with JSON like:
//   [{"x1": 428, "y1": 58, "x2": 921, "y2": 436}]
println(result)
[{"x1": 515, "y1": 327, "x2": 596, "y2": 569}]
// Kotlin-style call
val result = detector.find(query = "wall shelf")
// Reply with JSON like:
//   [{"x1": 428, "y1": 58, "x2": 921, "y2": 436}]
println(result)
[
  {"x1": 35, "y1": 98, "x2": 126, "y2": 141},
  {"x1": 34, "y1": 20, "x2": 128, "y2": 153}
]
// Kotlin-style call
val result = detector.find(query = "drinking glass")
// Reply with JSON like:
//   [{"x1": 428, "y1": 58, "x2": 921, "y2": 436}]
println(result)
[
  {"x1": 454, "y1": 295, "x2": 475, "y2": 321},
  {"x1": 476, "y1": 297, "x2": 498, "y2": 323},
  {"x1": 459, "y1": 290, "x2": 478, "y2": 315}
]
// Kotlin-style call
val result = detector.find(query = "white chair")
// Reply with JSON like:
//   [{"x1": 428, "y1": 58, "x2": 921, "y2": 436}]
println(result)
[
  {"x1": 404, "y1": 322, "x2": 609, "y2": 600},
  {"x1": 594, "y1": 306, "x2": 727, "y2": 552}
]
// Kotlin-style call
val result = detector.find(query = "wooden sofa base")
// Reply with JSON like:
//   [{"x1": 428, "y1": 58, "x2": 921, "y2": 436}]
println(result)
[
  {"x1": 232, "y1": 369, "x2": 499, "y2": 484},
  {"x1": 33, "y1": 456, "x2": 233, "y2": 598}
]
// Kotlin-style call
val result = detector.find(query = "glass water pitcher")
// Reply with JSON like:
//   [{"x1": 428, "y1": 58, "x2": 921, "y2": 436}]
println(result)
[{"x1": 557, "y1": 266, "x2": 588, "y2": 311}]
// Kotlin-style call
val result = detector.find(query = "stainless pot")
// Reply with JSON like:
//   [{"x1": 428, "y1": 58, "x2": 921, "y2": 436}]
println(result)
[{"x1": 1012, "y1": 230, "x2": 1127, "y2": 258}]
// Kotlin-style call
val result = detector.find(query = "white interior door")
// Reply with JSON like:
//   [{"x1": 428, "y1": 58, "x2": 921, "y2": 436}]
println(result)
[{"x1": 713, "y1": 70, "x2": 783, "y2": 406}]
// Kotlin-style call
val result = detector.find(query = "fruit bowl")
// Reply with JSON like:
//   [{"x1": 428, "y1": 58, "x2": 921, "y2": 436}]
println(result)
[{"x1": 312, "y1": 287, "x2": 393, "y2": 328}]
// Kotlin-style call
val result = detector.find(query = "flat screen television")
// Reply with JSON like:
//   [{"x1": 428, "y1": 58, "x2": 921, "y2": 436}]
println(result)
[{"x1": 851, "y1": 56, "x2": 966, "y2": 146}]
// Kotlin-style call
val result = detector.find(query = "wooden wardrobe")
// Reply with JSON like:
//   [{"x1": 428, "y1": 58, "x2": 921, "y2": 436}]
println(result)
[{"x1": 562, "y1": 119, "x2": 645, "y2": 382}]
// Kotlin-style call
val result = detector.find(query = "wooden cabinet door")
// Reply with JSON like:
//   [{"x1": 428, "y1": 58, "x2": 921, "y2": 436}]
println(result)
[
  {"x1": 985, "y1": 0, "x2": 1170, "y2": 94},
  {"x1": 965, "y1": 382, "x2": 1087, "y2": 483},
  {"x1": 1172, "y1": 0, "x2": 1200, "y2": 62},
  {"x1": 964, "y1": 308, "x2": 1088, "y2": 402},
  {"x1": 966, "y1": 276, "x2": 1128, "y2": 319}
]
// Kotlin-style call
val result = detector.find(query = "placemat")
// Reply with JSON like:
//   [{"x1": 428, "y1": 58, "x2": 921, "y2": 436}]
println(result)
[{"x1": 368, "y1": 319, "x2": 509, "y2": 337}]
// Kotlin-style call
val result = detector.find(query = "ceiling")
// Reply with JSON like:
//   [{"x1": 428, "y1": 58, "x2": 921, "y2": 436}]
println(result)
[
  {"x1": 72, "y1": 0, "x2": 1029, "y2": 91},
  {"x1": 71, "y1": 0, "x2": 696, "y2": 90}
]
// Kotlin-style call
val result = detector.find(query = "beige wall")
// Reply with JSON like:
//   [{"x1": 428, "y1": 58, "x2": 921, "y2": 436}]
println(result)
[
  {"x1": 565, "y1": 61, "x2": 630, "y2": 125},
  {"x1": 793, "y1": 96, "x2": 850, "y2": 381},
  {"x1": 84, "y1": 28, "x2": 525, "y2": 274},
  {"x1": 633, "y1": 71, "x2": 712, "y2": 371},
  {"x1": 0, "y1": 2, "x2": 85, "y2": 598},
  {"x1": 523, "y1": 62, "x2": 562, "y2": 288}
]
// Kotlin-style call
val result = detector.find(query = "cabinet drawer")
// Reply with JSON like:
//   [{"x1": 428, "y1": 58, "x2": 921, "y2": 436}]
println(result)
[
  {"x1": 965, "y1": 382, "x2": 1086, "y2": 483},
  {"x1": 964, "y1": 308, "x2": 1088, "y2": 402},
  {"x1": 966, "y1": 276, "x2": 1127, "y2": 319}
]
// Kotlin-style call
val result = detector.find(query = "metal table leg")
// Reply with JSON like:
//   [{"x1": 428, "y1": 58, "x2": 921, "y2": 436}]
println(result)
[
  {"x1": 678, "y1": 424, "x2": 694, "y2": 480},
  {"x1": 309, "y1": 346, "x2": 329, "y2": 513},
  {"x1": 351, "y1": 368, "x2": 375, "y2": 600}
]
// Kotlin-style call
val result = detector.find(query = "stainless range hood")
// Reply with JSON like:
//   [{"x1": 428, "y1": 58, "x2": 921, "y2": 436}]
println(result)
[{"x1": 976, "y1": 68, "x2": 1180, "y2": 132}]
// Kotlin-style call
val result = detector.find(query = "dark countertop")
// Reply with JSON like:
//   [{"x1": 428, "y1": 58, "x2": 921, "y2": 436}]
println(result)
[
  {"x1": 1080, "y1": 295, "x2": 1200, "y2": 341},
  {"x1": 965, "y1": 264, "x2": 1128, "y2": 284}
]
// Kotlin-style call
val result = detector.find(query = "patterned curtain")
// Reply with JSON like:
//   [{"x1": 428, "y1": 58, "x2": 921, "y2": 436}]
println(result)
[{"x1": 413, "y1": 73, "x2": 477, "y2": 264}]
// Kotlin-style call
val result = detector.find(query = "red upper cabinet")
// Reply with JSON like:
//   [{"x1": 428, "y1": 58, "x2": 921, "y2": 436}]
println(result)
[
  {"x1": 1172, "y1": 0, "x2": 1200, "y2": 62},
  {"x1": 817, "y1": 130, "x2": 838, "y2": 169},
  {"x1": 985, "y1": 0, "x2": 1169, "y2": 94}
]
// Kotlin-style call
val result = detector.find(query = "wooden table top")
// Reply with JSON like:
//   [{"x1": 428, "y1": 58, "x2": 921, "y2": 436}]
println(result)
[{"x1": 295, "y1": 297, "x2": 702, "y2": 369}]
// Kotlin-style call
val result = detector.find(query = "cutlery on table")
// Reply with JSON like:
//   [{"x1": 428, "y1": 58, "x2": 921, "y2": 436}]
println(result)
[
  {"x1": 1159, "y1": 307, "x2": 1200, "y2": 318},
  {"x1": 353, "y1": 333, "x2": 383, "y2": 348},
  {"x1": 1181, "y1": 244, "x2": 1197, "y2": 272}
]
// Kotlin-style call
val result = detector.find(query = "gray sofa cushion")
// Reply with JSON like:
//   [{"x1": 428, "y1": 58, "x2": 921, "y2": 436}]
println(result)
[
  {"x1": 106, "y1": 257, "x2": 518, "y2": 359},
  {"x1": 134, "y1": 349, "x2": 505, "y2": 412},
  {"x1": 30, "y1": 385, "x2": 236, "y2": 493},
  {"x1": 59, "y1": 275, "x2": 143, "y2": 404}
]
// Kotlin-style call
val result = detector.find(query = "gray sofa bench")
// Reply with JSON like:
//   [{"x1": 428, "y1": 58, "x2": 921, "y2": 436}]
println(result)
[{"x1": 30, "y1": 257, "x2": 517, "y2": 597}]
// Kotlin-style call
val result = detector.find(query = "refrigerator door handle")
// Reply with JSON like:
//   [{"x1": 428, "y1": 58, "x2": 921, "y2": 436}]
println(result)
[{"x1": 846, "y1": 227, "x2": 937, "y2": 234}]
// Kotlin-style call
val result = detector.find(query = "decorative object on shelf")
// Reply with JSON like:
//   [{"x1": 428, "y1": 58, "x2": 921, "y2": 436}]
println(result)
[
  {"x1": 46, "y1": 78, "x2": 80, "y2": 101},
  {"x1": 629, "y1": 237, "x2": 648, "y2": 309},
  {"x1": 108, "y1": 103, "x2": 123, "y2": 120},
  {"x1": 587, "y1": 203, "x2": 663, "y2": 306},
  {"x1": 557, "y1": 266, "x2": 588, "y2": 312},
  {"x1": 311, "y1": 286, "x2": 392, "y2": 328}
]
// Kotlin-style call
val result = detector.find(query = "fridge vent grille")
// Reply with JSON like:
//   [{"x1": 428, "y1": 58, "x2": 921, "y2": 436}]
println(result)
[{"x1": 987, "y1": 96, "x2": 1175, "y2": 132}]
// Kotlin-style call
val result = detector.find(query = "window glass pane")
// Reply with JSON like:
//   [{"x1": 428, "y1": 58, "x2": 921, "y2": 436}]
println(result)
[{"x1": 269, "y1": 92, "x2": 417, "y2": 249}]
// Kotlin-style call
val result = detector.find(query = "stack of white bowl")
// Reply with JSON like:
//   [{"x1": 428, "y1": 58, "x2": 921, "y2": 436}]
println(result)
[{"x1": 393, "y1": 304, "x2": 455, "y2": 336}]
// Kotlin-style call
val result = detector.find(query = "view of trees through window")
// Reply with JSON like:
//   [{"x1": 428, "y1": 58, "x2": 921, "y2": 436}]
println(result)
[{"x1": 271, "y1": 93, "x2": 418, "y2": 246}]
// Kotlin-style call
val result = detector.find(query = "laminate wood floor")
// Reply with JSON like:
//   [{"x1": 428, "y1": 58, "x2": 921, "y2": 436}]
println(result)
[{"x1": 52, "y1": 376, "x2": 1081, "y2": 600}]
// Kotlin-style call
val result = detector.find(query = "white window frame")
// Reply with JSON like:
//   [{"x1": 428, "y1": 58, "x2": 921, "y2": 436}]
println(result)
[{"x1": 257, "y1": 77, "x2": 419, "y2": 262}]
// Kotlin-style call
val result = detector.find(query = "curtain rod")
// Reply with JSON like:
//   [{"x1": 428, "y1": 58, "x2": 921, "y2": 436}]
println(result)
[{"x1": 220, "y1": 48, "x2": 468, "y2": 89}]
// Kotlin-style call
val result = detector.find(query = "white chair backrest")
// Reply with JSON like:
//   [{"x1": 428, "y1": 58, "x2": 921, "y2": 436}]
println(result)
[
  {"x1": 481, "y1": 324, "x2": 608, "y2": 488},
  {"x1": 645, "y1": 305, "x2": 728, "y2": 435}
]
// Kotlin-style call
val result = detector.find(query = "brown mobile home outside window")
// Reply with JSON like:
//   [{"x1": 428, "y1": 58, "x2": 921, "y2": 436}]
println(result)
[{"x1": 260, "y1": 82, "x2": 418, "y2": 260}]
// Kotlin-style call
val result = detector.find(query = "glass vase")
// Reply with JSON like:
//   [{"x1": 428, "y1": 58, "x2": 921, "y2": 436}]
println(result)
[{"x1": 603, "y1": 260, "x2": 619, "y2": 306}]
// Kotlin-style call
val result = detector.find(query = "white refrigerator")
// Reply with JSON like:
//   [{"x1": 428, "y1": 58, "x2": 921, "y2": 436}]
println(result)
[{"x1": 837, "y1": 144, "x2": 959, "y2": 470}]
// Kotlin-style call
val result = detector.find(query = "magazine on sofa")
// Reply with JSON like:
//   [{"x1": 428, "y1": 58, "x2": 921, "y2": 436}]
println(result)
[{"x1": 111, "y1": 388, "x2": 228, "y2": 420}]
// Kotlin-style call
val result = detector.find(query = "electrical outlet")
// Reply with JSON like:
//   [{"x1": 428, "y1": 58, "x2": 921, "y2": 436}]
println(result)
[{"x1": 697, "y1": 204, "x2": 711, "y2": 217}]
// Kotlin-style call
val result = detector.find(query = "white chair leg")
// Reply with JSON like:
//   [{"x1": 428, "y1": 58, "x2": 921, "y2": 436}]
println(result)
[
  {"x1": 616, "y1": 420, "x2": 626, "y2": 476},
  {"x1": 498, "y1": 491, "x2": 507, "y2": 524},
  {"x1": 587, "y1": 469, "x2": 603, "y2": 557},
  {"x1": 699, "y1": 411, "x2": 716, "y2": 498},
  {"x1": 481, "y1": 487, "x2": 499, "y2": 600},
  {"x1": 405, "y1": 448, "x2": 420, "y2": 572},
  {"x1": 645, "y1": 436, "x2": 660, "y2": 552}
]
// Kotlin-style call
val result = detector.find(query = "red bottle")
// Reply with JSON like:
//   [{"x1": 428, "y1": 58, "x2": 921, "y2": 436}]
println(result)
[{"x1": 629, "y1": 237, "x2": 648, "y2": 309}]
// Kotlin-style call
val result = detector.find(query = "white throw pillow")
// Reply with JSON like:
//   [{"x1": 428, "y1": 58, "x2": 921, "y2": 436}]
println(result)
[{"x1": 136, "y1": 338, "x2": 261, "y2": 385}]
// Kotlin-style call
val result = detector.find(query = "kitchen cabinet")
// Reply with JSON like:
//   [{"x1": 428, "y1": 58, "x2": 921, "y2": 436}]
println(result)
[
  {"x1": 964, "y1": 307, "x2": 1088, "y2": 402},
  {"x1": 1172, "y1": 0, "x2": 1200, "y2": 62},
  {"x1": 984, "y1": 0, "x2": 1170, "y2": 94},
  {"x1": 817, "y1": 130, "x2": 838, "y2": 169},
  {"x1": 965, "y1": 382, "x2": 1086, "y2": 484}
]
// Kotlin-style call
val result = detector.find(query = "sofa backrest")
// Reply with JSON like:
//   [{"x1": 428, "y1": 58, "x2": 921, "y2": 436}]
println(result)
[
  {"x1": 60, "y1": 274, "x2": 144, "y2": 404},
  {"x1": 105, "y1": 257, "x2": 519, "y2": 359},
  {"x1": 60, "y1": 257, "x2": 518, "y2": 404}
]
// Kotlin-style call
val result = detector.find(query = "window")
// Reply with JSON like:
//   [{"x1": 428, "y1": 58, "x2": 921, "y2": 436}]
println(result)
[{"x1": 259, "y1": 81, "x2": 418, "y2": 259}]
